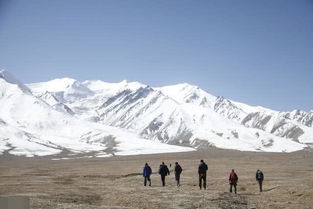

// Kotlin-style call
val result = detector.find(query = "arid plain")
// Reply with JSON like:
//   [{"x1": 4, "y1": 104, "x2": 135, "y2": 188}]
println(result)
[{"x1": 1, "y1": 148, "x2": 313, "y2": 209}]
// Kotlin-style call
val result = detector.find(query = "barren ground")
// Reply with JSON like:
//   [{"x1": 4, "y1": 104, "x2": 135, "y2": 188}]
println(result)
[{"x1": 0, "y1": 148, "x2": 313, "y2": 209}]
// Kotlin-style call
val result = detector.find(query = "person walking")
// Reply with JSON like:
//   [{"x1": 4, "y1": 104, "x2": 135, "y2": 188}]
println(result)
[
  {"x1": 174, "y1": 162, "x2": 182, "y2": 187},
  {"x1": 159, "y1": 162, "x2": 170, "y2": 186},
  {"x1": 256, "y1": 169, "x2": 264, "y2": 192},
  {"x1": 198, "y1": 160, "x2": 208, "y2": 190},
  {"x1": 142, "y1": 163, "x2": 152, "y2": 186},
  {"x1": 229, "y1": 169, "x2": 238, "y2": 194}
]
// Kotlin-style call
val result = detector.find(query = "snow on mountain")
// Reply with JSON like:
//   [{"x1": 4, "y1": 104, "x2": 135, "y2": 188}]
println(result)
[
  {"x1": 0, "y1": 71, "x2": 194, "y2": 157},
  {"x1": 95, "y1": 86, "x2": 307, "y2": 152},
  {"x1": 211, "y1": 96, "x2": 313, "y2": 144},
  {"x1": 82, "y1": 80, "x2": 145, "y2": 95},
  {"x1": 281, "y1": 109, "x2": 313, "y2": 127},
  {"x1": 1, "y1": 69, "x2": 311, "y2": 156},
  {"x1": 97, "y1": 86, "x2": 188, "y2": 141},
  {"x1": 0, "y1": 70, "x2": 31, "y2": 94},
  {"x1": 27, "y1": 79, "x2": 146, "y2": 121},
  {"x1": 28, "y1": 76, "x2": 312, "y2": 152},
  {"x1": 28, "y1": 78, "x2": 94, "y2": 102},
  {"x1": 157, "y1": 83, "x2": 216, "y2": 108}
]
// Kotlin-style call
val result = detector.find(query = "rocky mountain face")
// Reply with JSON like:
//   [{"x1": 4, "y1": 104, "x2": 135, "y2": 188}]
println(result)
[
  {"x1": 0, "y1": 70, "x2": 194, "y2": 157},
  {"x1": 1, "y1": 69, "x2": 312, "y2": 157},
  {"x1": 25, "y1": 74, "x2": 313, "y2": 153}
]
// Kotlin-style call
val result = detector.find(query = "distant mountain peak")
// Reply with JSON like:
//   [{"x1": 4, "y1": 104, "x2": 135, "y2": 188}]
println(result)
[
  {"x1": 0, "y1": 70, "x2": 311, "y2": 157},
  {"x1": 82, "y1": 79, "x2": 146, "y2": 94}
]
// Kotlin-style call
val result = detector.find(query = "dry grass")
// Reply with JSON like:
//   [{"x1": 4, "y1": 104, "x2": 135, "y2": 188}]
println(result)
[{"x1": 0, "y1": 148, "x2": 313, "y2": 209}]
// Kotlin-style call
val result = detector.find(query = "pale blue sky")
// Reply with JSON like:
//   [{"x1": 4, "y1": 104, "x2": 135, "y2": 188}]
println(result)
[{"x1": 0, "y1": 0, "x2": 312, "y2": 111}]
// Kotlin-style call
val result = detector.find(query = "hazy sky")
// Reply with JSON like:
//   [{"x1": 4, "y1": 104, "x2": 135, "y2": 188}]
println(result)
[{"x1": 0, "y1": 0, "x2": 312, "y2": 111}]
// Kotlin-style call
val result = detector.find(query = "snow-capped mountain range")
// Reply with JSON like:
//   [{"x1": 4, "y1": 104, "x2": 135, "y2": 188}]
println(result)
[{"x1": 1, "y1": 70, "x2": 312, "y2": 157}]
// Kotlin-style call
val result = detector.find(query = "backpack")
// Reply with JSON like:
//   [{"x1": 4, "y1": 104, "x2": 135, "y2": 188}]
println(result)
[
  {"x1": 158, "y1": 165, "x2": 162, "y2": 174},
  {"x1": 159, "y1": 165, "x2": 169, "y2": 175},
  {"x1": 257, "y1": 172, "x2": 263, "y2": 180},
  {"x1": 175, "y1": 165, "x2": 182, "y2": 174},
  {"x1": 230, "y1": 173, "x2": 238, "y2": 181}
]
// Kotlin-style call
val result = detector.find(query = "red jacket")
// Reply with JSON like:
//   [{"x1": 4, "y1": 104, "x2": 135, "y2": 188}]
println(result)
[{"x1": 229, "y1": 172, "x2": 238, "y2": 184}]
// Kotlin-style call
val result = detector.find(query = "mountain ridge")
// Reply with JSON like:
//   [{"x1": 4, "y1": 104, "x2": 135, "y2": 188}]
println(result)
[
  {"x1": 0, "y1": 69, "x2": 312, "y2": 157},
  {"x1": 25, "y1": 73, "x2": 313, "y2": 153},
  {"x1": 0, "y1": 70, "x2": 194, "y2": 157}
]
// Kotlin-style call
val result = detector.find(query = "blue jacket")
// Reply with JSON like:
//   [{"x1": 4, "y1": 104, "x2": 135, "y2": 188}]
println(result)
[{"x1": 143, "y1": 165, "x2": 152, "y2": 177}]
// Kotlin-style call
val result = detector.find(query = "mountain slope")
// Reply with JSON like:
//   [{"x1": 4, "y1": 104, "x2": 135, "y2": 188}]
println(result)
[
  {"x1": 0, "y1": 70, "x2": 194, "y2": 157},
  {"x1": 26, "y1": 78, "x2": 312, "y2": 152},
  {"x1": 210, "y1": 96, "x2": 313, "y2": 144}
]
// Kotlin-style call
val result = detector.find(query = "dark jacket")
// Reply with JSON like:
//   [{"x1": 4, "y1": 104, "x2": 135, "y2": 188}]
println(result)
[
  {"x1": 198, "y1": 163, "x2": 208, "y2": 175},
  {"x1": 143, "y1": 165, "x2": 152, "y2": 177},
  {"x1": 159, "y1": 164, "x2": 170, "y2": 176},
  {"x1": 229, "y1": 172, "x2": 238, "y2": 184},
  {"x1": 175, "y1": 164, "x2": 182, "y2": 175},
  {"x1": 256, "y1": 171, "x2": 264, "y2": 181}
]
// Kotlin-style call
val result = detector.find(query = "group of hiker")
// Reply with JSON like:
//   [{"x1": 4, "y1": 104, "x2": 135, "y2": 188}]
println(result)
[
  {"x1": 143, "y1": 161, "x2": 182, "y2": 187},
  {"x1": 143, "y1": 160, "x2": 264, "y2": 193}
]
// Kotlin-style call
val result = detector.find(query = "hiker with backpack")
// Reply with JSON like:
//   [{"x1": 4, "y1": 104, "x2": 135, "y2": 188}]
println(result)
[
  {"x1": 174, "y1": 162, "x2": 182, "y2": 187},
  {"x1": 159, "y1": 162, "x2": 170, "y2": 186},
  {"x1": 229, "y1": 169, "x2": 238, "y2": 194},
  {"x1": 142, "y1": 163, "x2": 152, "y2": 186},
  {"x1": 198, "y1": 159, "x2": 208, "y2": 190},
  {"x1": 256, "y1": 169, "x2": 264, "y2": 192}
]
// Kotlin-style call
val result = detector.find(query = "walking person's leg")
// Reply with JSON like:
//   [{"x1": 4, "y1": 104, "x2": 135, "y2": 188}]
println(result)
[
  {"x1": 148, "y1": 176, "x2": 151, "y2": 186},
  {"x1": 234, "y1": 184, "x2": 237, "y2": 194},
  {"x1": 203, "y1": 175, "x2": 207, "y2": 190},
  {"x1": 259, "y1": 180, "x2": 262, "y2": 192},
  {"x1": 199, "y1": 175, "x2": 202, "y2": 189},
  {"x1": 144, "y1": 176, "x2": 147, "y2": 186},
  {"x1": 161, "y1": 175, "x2": 165, "y2": 186},
  {"x1": 230, "y1": 184, "x2": 232, "y2": 193}
]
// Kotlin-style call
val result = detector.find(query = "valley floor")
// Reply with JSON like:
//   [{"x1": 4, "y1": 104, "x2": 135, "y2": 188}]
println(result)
[{"x1": 0, "y1": 148, "x2": 313, "y2": 209}]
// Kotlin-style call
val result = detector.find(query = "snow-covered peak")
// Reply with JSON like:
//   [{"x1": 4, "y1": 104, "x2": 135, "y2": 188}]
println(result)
[
  {"x1": 27, "y1": 78, "x2": 94, "y2": 102},
  {"x1": 28, "y1": 78, "x2": 81, "y2": 93},
  {"x1": 157, "y1": 83, "x2": 216, "y2": 107},
  {"x1": 82, "y1": 79, "x2": 146, "y2": 95},
  {"x1": 0, "y1": 70, "x2": 31, "y2": 94},
  {"x1": 1, "y1": 70, "x2": 312, "y2": 156},
  {"x1": 230, "y1": 100, "x2": 274, "y2": 114}
]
